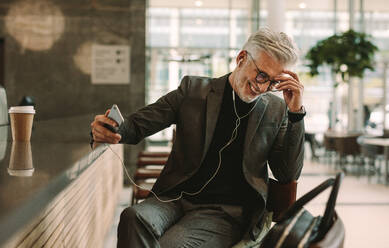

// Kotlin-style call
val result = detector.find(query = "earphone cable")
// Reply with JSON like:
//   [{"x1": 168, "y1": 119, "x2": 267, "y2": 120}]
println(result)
[{"x1": 102, "y1": 89, "x2": 259, "y2": 203}]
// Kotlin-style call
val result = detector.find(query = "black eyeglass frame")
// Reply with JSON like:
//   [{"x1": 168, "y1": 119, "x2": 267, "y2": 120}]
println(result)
[{"x1": 245, "y1": 51, "x2": 281, "y2": 92}]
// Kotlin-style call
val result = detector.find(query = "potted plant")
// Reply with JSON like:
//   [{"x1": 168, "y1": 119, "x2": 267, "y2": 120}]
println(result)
[
  {"x1": 305, "y1": 30, "x2": 378, "y2": 131},
  {"x1": 306, "y1": 29, "x2": 378, "y2": 83}
]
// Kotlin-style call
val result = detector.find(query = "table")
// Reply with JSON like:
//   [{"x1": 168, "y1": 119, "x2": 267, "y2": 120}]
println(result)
[
  {"x1": 324, "y1": 130, "x2": 363, "y2": 138},
  {"x1": 0, "y1": 115, "x2": 123, "y2": 248}
]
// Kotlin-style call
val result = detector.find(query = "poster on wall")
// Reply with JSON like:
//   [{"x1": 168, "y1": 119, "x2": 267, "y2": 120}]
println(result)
[{"x1": 91, "y1": 44, "x2": 130, "y2": 84}]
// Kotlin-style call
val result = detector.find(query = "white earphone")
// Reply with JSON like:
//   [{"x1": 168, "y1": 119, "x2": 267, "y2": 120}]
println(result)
[{"x1": 105, "y1": 89, "x2": 258, "y2": 203}]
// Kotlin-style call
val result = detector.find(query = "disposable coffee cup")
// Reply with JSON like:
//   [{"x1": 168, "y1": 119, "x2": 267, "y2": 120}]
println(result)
[
  {"x1": 9, "y1": 106, "x2": 36, "y2": 141},
  {"x1": 8, "y1": 142, "x2": 34, "y2": 177}
]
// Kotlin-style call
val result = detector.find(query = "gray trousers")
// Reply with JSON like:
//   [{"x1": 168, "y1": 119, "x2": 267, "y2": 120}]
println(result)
[{"x1": 117, "y1": 196, "x2": 246, "y2": 248}]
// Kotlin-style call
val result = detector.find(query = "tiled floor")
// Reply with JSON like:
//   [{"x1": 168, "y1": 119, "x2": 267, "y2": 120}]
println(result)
[
  {"x1": 103, "y1": 155, "x2": 389, "y2": 248},
  {"x1": 300, "y1": 159, "x2": 389, "y2": 248}
]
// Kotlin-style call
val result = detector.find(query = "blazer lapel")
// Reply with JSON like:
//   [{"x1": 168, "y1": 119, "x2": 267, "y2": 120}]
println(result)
[
  {"x1": 200, "y1": 75, "x2": 227, "y2": 163},
  {"x1": 243, "y1": 95, "x2": 269, "y2": 155}
]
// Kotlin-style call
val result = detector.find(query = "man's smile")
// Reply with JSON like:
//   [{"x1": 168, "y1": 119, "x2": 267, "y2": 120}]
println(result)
[{"x1": 248, "y1": 80, "x2": 261, "y2": 95}]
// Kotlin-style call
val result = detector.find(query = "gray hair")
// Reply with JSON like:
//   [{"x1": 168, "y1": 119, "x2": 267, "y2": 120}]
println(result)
[{"x1": 242, "y1": 27, "x2": 299, "y2": 66}]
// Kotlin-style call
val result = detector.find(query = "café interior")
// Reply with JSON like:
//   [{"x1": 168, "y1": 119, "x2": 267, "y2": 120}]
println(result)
[{"x1": 0, "y1": 0, "x2": 389, "y2": 247}]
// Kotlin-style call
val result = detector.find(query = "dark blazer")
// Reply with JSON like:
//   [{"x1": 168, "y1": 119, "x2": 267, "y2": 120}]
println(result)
[{"x1": 119, "y1": 73, "x2": 305, "y2": 230}]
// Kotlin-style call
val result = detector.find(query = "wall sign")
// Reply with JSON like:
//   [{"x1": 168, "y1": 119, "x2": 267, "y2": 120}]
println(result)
[{"x1": 91, "y1": 44, "x2": 130, "y2": 84}]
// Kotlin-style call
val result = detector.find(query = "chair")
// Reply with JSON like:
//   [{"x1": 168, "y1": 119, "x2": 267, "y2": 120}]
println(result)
[
  {"x1": 138, "y1": 151, "x2": 170, "y2": 158},
  {"x1": 357, "y1": 136, "x2": 384, "y2": 175},
  {"x1": 323, "y1": 135, "x2": 337, "y2": 164},
  {"x1": 131, "y1": 155, "x2": 169, "y2": 205},
  {"x1": 233, "y1": 179, "x2": 297, "y2": 248},
  {"x1": 266, "y1": 179, "x2": 297, "y2": 222},
  {"x1": 334, "y1": 136, "x2": 361, "y2": 172},
  {"x1": 305, "y1": 132, "x2": 319, "y2": 160},
  {"x1": 136, "y1": 156, "x2": 168, "y2": 167},
  {"x1": 131, "y1": 129, "x2": 175, "y2": 204}
]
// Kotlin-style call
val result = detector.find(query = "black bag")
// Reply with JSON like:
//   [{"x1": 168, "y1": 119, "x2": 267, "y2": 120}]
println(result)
[{"x1": 260, "y1": 172, "x2": 344, "y2": 248}]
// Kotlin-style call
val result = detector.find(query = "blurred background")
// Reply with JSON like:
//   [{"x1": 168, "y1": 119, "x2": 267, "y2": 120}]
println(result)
[
  {"x1": 146, "y1": 0, "x2": 389, "y2": 143},
  {"x1": 0, "y1": 1, "x2": 389, "y2": 247},
  {"x1": 0, "y1": 0, "x2": 388, "y2": 165}
]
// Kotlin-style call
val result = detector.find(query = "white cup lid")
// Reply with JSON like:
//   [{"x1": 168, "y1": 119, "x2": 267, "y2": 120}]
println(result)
[
  {"x1": 9, "y1": 106, "x2": 36, "y2": 114},
  {"x1": 7, "y1": 168, "x2": 34, "y2": 177}
]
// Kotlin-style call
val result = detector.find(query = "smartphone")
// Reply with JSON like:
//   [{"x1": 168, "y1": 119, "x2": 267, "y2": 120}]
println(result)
[{"x1": 104, "y1": 104, "x2": 124, "y2": 133}]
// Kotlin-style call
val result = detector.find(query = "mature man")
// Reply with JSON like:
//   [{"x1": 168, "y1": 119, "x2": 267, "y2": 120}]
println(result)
[{"x1": 91, "y1": 27, "x2": 305, "y2": 247}]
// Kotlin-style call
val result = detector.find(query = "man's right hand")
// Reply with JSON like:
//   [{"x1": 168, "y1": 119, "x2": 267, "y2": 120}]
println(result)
[{"x1": 90, "y1": 109, "x2": 122, "y2": 144}]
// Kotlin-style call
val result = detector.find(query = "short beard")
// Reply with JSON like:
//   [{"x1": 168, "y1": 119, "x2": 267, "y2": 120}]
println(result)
[{"x1": 235, "y1": 88, "x2": 259, "y2": 103}]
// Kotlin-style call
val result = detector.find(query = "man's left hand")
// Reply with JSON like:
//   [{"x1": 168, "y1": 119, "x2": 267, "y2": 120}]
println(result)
[{"x1": 274, "y1": 70, "x2": 304, "y2": 112}]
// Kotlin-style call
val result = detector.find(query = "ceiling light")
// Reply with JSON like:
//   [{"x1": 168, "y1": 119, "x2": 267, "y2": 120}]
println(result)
[
  {"x1": 340, "y1": 64, "x2": 348, "y2": 72},
  {"x1": 299, "y1": 2, "x2": 306, "y2": 9},
  {"x1": 195, "y1": 0, "x2": 203, "y2": 7}
]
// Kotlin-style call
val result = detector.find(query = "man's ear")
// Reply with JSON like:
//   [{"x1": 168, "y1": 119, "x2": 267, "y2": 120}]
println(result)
[{"x1": 236, "y1": 50, "x2": 246, "y2": 66}]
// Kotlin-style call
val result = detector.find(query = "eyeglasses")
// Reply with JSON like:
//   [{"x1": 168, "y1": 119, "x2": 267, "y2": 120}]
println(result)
[{"x1": 246, "y1": 51, "x2": 281, "y2": 92}]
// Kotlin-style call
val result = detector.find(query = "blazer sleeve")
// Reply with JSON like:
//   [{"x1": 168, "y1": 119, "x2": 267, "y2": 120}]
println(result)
[
  {"x1": 267, "y1": 110, "x2": 305, "y2": 184},
  {"x1": 117, "y1": 76, "x2": 190, "y2": 145}
]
